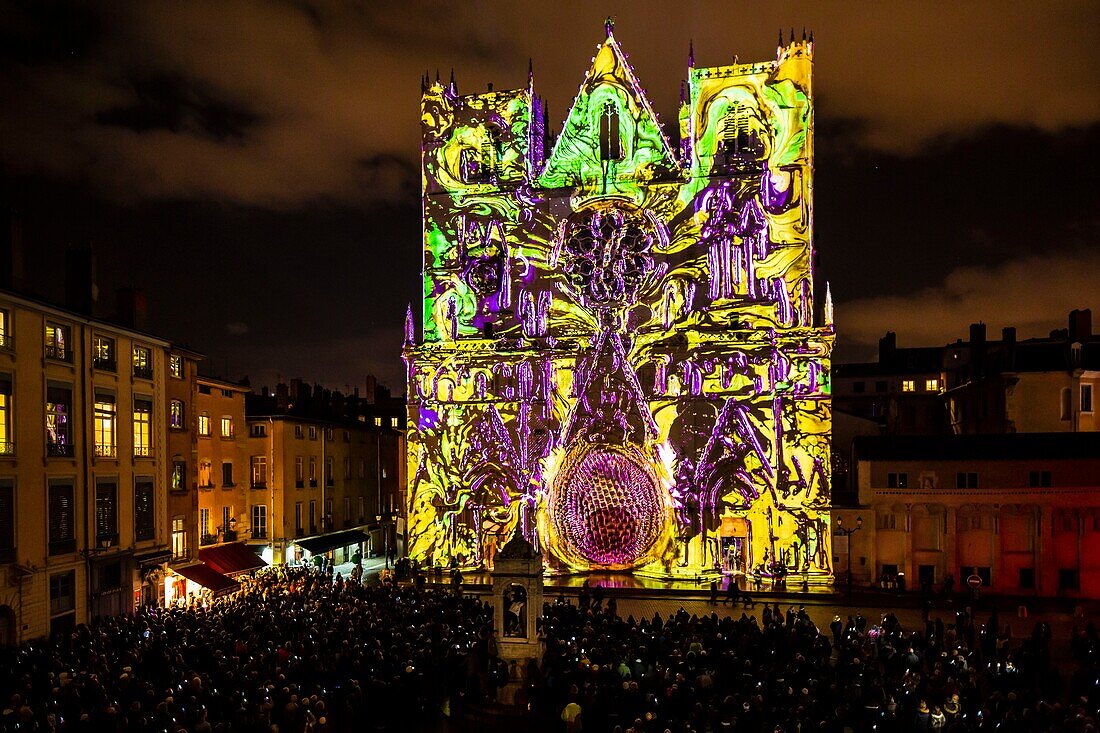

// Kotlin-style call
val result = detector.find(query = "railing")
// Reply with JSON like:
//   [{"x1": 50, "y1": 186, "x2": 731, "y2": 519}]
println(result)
[
  {"x1": 0, "y1": 441, "x2": 13, "y2": 456},
  {"x1": 0, "y1": 332, "x2": 11, "y2": 351},
  {"x1": 132, "y1": 365, "x2": 152, "y2": 380},
  {"x1": 251, "y1": 481, "x2": 267, "y2": 490},
  {"x1": 198, "y1": 482, "x2": 215, "y2": 491},
  {"x1": 133, "y1": 445, "x2": 151, "y2": 458},
  {"x1": 200, "y1": 534, "x2": 218, "y2": 546},
  {"x1": 94, "y1": 444, "x2": 117, "y2": 458},
  {"x1": 309, "y1": 480, "x2": 317, "y2": 488},
  {"x1": 44, "y1": 344, "x2": 71, "y2": 362},
  {"x1": 295, "y1": 480, "x2": 304, "y2": 488},
  {"x1": 93, "y1": 358, "x2": 116, "y2": 372},
  {"x1": 47, "y1": 442, "x2": 74, "y2": 458}
]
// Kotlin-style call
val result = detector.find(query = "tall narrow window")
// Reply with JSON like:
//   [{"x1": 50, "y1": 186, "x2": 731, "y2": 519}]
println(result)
[
  {"x1": 1061, "y1": 388, "x2": 1072, "y2": 420},
  {"x1": 47, "y1": 480, "x2": 74, "y2": 555},
  {"x1": 135, "y1": 478, "x2": 155, "y2": 541},
  {"x1": 132, "y1": 346, "x2": 152, "y2": 379},
  {"x1": 251, "y1": 504, "x2": 267, "y2": 539},
  {"x1": 94, "y1": 392, "x2": 116, "y2": 458},
  {"x1": 93, "y1": 336, "x2": 115, "y2": 371},
  {"x1": 198, "y1": 413, "x2": 211, "y2": 437},
  {"x1": 170, "y1": 516, "x2": 186, "y2": 560},
  {"x1": 309, "y1": 457, "x2": 317, "y2": 487},
  {"x1": 358, "y1": 496, "x2": 365, "y2": 523},
  {"x1": 343, "y1": 497, "x2": 350, "y2": 526},
  {"x1": 199, "y1": 507, "x2": 211, "y2": 542},
  {"x1": 0, "y1": 309, "x2": 9, "y2": 349},
  {"x1": 45, "y1": 385, "x2": 72, "y2": 457},
  {"x1": 295, "y1": 457, "x2": 304, "y2": 488},
  {"x1": 295, "y1": 502, "x2": 303, "y2": 534},
  {"x1": 250, "y1": 456, "x2": 267, "y2": 488},
  {"x1": 0, "y1": 375, "x2": 12, "y2": 454},
  {"x1": 169, "y1": 400, "x2": 185, "y2": 430},
  {"x1": 198, "y1": 460, "x2": 213, "y2": 488},
  {"x1": 1083, "y1": 384, "x2": 1094, "y2": 413},
  {"x1": 222, "y1": 461, "x2": 234, "y2": 487},
  {"x1": 133, "y1": 397, "x2": 152, "y2": 457},
  {"x1": 599, "y1": 101, "x2": 622, "y2": 162},
  {"x1": 171, "y1": 459, "x2": 186, "y2": 491},
  {"x1": 0, "y1": 479, "x2": 15, "y2": 563},
  {"x1": 95, "y1": 481, "x2": 117, "y2": 543},
  {"x1": 325, "y1": 457, "x2": 334, "y2": 487},
  {"x1": 220, "y1": 417, "x2": 233, "y2": 439},
  {"x1": 309, "y1": 500, "x2": 316, "y2": 532},
  {"x1": 169, "y1": 354, "x2": 183, "y2": 379},
  {"x1": 221, "y1": 506, "x2": 232, "y2": 534},
  {"x1": 44, "y1": 323, "x2": 70, "y2": 362}
]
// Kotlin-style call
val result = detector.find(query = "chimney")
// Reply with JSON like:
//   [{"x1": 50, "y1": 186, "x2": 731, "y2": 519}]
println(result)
[
  {"x1": 878, "y1": 331, "x2": 897, "y2": 365},
  {"x1": 1069, "y1": 309, "x2": 1092, "y2": 342},
  {"x1": 969, "y1": 322, "x2": 986, "y2": 345},
  {"x1": 115, "y1": 287, "x2": 147, "y2": 330},
  {"x1": 365, "y1": 374, "x2": 378, "y2": 405},
  {"x1": 65, "y1": 243, "x2": 97, "y2": 315}
]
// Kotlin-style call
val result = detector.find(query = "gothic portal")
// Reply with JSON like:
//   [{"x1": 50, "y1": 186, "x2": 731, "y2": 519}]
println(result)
[{"x1": 404, "y1": 24, "x2": 834, "y2": 579}]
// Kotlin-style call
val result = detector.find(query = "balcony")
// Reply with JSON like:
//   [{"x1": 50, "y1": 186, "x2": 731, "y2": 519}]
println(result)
[
  {"x1": 0, "y1": 442, "x2": 13, "y2": 456},
  {"x1": 133, "y1": 446, "x2": 152, "y2": 458},
  {"x1": 295, "y1": 480, "x2": 304, "y2": 489},
  {"x1": 198, "y1": 482, "x2": 214, "y2": 491},
  {"x1": 222, "y1": 529, "x2": 237, "y2": 542},
  {"x1": 132, "y1": 365, "x2": 153, "y2": 380},
  {"x1": 94, "y1": 444, "x2": 117, "y2": 459},
  {"x1": 250, "y1": 482, "x2": 267, "y2": 490},
  {"x1": 309, "y1": 480, "x2": 317, "y2": 488},
  {"x1": 200, "y1": 533, "x2": 218, "y2": 546},
  {"x1": 93, "y1": 357, "x2": 116, "y2": 372},
  {"x1": 47, "y1": 442, "x2": 74, "y2": 458},
  {"x1": 0, "y1": 332, "x2": 11, "y2": 352},
  {"x1": 44, "y1": 344, "x2": 71, "y2": 363}
]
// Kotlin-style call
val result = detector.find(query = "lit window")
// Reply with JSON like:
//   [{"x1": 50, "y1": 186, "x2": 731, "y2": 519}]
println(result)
[
  {"x1": 45, "y1": 322, "x2": 71, "y2": 362},
  {"x1": 133, "y1": 398, "x2": 152, "y2": 457},
  {"x1": 46, "y1": 385, "x2": 72, "y2": 457},
  {"x1": 198, "y1": 460, "x2": 212, "y2": 488},
  {"x1": 93, "y1": 336, "x2": 115, "y2": 371},
  {"x1": 169, "y1": 399, "x2": 185, "y2": 429},
  {"x1": 132, "y1": 346, "x2": 152, "y2": 379},
  {"x1": 0, "y1": 309, "x2": 9, "y2": 350},
  {"x1": 391, "y1": 417, "x2": 399, "y2": 428},
  {"x1": 0, "y1": 375, "x2": 12, "y2": 454},
  {"x1": 925, "y1": 379, "x2": 939, "y2": 392},
  {"x1": 901, "y1": 380, "x2": 915, "y2": 392},
  {"x1": 171, "y1": 460, "x2": 186, "y2": 491},
  {"x1": 374, "y1": 417, "x2": 382, "y2": 427},
  {"x1": 170, "y1": 516, "x2": 187, "y2": 560},
  {"x1": 169, "y1": 354, "x2": 183, "y2": 379},
  {"x1": 199, "y1": 507, "x2": 210, "y2": 540},
  {"x1": 93, "y1": 393, "x2": 116, "y2": 458},
  {"x1": 220, "y1": 416, "x2": 233, "y2": 439}
]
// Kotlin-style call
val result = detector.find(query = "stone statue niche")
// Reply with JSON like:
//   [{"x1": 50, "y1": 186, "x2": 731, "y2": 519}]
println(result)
[{"x1": 490, "y1": 529, "x2": 545, "y2": 705}]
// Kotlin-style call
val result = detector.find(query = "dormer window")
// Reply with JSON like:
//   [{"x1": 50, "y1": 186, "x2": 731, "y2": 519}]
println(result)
[{"x1": 599, "y1": 101, "x2": 622, "y2": 161}]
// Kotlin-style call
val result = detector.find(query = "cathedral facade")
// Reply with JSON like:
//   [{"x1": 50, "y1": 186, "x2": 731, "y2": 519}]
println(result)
[{"x1": 405, "y1": 24, "x2": 833, "y2": 579}]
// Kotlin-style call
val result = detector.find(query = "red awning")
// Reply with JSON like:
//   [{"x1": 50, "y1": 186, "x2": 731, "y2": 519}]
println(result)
[
  {"x1": 174, "y1": 563, "x2": 239, "y2": 596},
  {"x1": 199, "y1": 542, "x2": 267, "y2": 576}
]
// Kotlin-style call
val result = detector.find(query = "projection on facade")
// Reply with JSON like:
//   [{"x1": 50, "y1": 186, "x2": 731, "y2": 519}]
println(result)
[{"x1": 405, "y1": 24, "x2": 834, "y2": 580}]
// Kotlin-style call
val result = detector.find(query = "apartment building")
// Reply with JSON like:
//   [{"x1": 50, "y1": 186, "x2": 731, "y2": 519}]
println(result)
[
  {"x1": 0, "y1": 290, "x2": 173, "y2": 641},
  {"x1": 835, "y1": 433, "x2": 1100, "y2": 598}
]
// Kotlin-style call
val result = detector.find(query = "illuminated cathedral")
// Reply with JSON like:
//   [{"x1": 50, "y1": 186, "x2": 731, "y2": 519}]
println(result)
[{"x1": 404, "y1": 23, "x2": 834, "y2": 580}]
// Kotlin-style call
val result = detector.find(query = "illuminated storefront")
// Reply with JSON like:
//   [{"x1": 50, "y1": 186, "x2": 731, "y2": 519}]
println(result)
[{"x1": 405, "y1": 24, "x2": 833, "y2": 579}]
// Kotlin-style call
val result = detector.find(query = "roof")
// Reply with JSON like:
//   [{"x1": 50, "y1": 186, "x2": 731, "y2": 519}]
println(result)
[
  {"x1": 853, "y1": 432, "x2": 1100, "y2": 462},
  {"x1": 0, "y1": 287, "x2": 173, "y2": 346},
  {"x1": 497, "y1": 529, "x2": 538, "y2": 560},
  {"x1": 174, "y1": 563, "x2": 240, "y2": 596},
  {"x1": 196, "y1": 375, "x2": 252, "y2": 392},
  {"x1": 294, "y1": 529, "x2": 370, "y2": 555},
  {"x1": 198, "y1": 542, "x2": 267, "y2": 576}
]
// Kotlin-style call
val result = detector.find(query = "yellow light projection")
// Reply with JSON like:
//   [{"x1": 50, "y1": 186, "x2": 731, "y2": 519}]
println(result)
[{"x1": 405, "y1": 24, "x2": 833, "y2": 581}]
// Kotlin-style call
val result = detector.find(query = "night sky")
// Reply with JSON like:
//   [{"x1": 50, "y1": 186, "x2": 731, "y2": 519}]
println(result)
[{"x1": 1, "y1": 1, "x2": 1097, "y2": 391}]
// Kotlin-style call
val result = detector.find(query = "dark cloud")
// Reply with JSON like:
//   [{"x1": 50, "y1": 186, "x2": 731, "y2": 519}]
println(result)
[{"x1": 0, "y1": 1, "x2": 1098, "y2": 391}]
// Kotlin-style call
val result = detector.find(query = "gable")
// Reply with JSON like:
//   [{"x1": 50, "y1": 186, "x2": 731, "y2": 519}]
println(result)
[{"x1": 538, "y1": 32, "x2": 680, "y2": 192}]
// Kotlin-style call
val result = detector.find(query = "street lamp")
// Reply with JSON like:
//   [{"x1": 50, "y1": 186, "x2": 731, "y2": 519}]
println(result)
[{"x1": 836, "y1": 515, "x2": 863, "y2": 598}]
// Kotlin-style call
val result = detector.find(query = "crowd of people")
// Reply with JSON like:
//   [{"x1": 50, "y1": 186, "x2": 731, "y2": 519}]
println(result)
[
  {"x1": 0, "y1": 564, "x2": 1098, "y2": 732},
  {"x1": 536, "y1": 595, "x2": 1100, "y2": 732}
]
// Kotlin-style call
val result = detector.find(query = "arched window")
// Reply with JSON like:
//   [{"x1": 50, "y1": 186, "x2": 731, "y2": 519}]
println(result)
[{"x1": 599, "y1": 101, "x2": 622, "y2": 162}]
